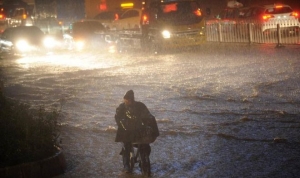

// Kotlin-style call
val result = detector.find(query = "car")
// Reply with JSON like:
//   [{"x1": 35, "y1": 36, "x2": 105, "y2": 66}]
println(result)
[
  {"x1": 205, "y1": 6, "x2": 250, "y2": 34},
  {"x1": 8, "y1": 7, "x2": 33, "y2": 26},
  {"x1": 205, "y1": 1, "x2": 248, "y2": 36},
  {"x1": 113, "y1": 0, "x2": 207, "y2": 52},
  {"x1": 111, "y1": 8, "x2": 141, "y2": 31},
  {"x1": 0, "y1": 26, "x2": 61, "y2": 55},
  {"x1": 93, "y1": 10, "x2": 124, "y2": 30},
  {"x1": 206, "y1": 6, "x2": 249, "y2": 25},
  {"x1": 63, "y1": 20, "x2": 110, "y2": 51},
  {"x1": 35, "y1": 18, "x2": 63, "y2": 37},
  {"x1": 243, "y1": 4, "x2": 300, "y2": 32}
]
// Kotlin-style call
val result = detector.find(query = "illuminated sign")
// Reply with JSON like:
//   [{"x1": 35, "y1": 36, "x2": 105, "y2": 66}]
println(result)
[{"x1": 121, "y1": 3, "x2": 134, "y2": 8}]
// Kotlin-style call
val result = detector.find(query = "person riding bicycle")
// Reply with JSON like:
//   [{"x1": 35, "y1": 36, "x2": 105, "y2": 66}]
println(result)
[{"x1": 114, "y1": 90, "x2": 159, "y2": 173}]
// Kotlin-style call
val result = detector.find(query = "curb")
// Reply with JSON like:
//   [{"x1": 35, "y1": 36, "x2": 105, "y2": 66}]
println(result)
[{"x1": 0, "y1": 147, "x2": 66, "y2": 178}]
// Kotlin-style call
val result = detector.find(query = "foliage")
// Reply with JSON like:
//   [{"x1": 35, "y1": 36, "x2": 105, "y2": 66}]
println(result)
[{"x1": 0, "y1": 91, "x2": 61, "y2": 168}]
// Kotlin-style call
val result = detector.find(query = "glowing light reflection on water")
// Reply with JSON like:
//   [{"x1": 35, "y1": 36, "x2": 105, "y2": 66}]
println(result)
[{"x1": 15, "y1": 52, "x2": 130, "y2": 71}]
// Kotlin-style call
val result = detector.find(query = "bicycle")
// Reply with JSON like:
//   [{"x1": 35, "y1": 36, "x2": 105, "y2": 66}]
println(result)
[{"x1": 129, "y1": 143, "x2": 151, "y2": 177}]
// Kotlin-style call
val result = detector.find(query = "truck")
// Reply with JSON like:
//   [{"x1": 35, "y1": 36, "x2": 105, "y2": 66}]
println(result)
[
  {"x1": 34, "y1": 0, "x2": 105, "y2": 29},
  {"x1": 0, "y1": 0, "x2": 34, "y2": 32},
  {"x1": 114, "y1": 0, "x2": 207, "y2": 53},
  {"x1": 28, "y1": 0, "x2": 107, "y2": 36},
  {"x1": 32, "y1": 0, "x2": 85, "y2": 31}
]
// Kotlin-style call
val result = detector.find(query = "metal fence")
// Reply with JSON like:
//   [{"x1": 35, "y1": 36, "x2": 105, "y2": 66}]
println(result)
[{"x1": 206, "y1": 20, "x2": 300, "y2": 45}]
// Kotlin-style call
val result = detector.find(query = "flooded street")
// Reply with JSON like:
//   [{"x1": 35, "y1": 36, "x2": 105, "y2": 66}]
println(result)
[{"x1": 1, "y1": 43, "x2": 300, "y2": 178}]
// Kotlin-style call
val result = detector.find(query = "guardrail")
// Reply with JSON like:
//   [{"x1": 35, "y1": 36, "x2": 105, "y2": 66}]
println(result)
[{"x1": 206, "y1": 20, "x2": 300, "y2": 46}]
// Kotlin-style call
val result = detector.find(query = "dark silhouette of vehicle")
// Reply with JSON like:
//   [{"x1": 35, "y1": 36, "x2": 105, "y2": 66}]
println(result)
[{"x1": 0, "y1": 26, "x2": 60, "y2": 55}]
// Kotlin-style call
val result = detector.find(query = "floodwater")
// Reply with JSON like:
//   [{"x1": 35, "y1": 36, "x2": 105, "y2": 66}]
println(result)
[{"x1": 1, "y1": 43, "x2": 300, "y2": 178}]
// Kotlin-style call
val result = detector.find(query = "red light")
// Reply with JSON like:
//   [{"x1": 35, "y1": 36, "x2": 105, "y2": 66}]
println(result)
[
  {"x1": 114, "y1": 14, "x2": 119, "y2": 20},
  {"x1": 163, "y1": 3, "x2": 178, "y2": 13},
  {"x1": 193, "y1": 9, "x2": 202, "y2": 16},
  {"x1": 291, "y1": 12, "x2": 298, "y2": 17},
  {"x1": 0, "y1": 14, "x2": 4, "y2": 19},
  {"x1": 262, "y1": 14, "x2": 273, "y2": 20},
  {"x1": 142, "y1": 14, "x2": 149, "y2": 25},
  {"x1": 99, "y1": 4, "x2": 107, "y2": 11},
  {"x1": 275, "y1": 5, "x2": 283, "y2": 8},
  {"x1": 143, "y1": 15, "x2": 147, "y2": 21}
]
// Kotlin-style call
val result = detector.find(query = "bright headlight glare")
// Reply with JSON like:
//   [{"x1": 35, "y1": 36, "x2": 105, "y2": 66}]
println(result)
[
  {"x1": 16, "y1": 40, "x2": 29, "y2": 51},
  {"x1": 44, "y1": 37, "x2": 56, "y2": 48},
  {"x1": 63, "y1": 34, "x2": 73, "y2": 39},
  {"x1": 75, "y1": 41, "x2": 85, "y2": 50},
  {"x1": 162, "y1": 30, "x2": 171, "y2": 39}
]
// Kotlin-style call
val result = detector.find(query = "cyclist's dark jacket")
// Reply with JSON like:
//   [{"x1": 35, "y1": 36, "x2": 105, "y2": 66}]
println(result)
[{"x1": 114, "y1": 101, "x2": 159, "y2": 143}]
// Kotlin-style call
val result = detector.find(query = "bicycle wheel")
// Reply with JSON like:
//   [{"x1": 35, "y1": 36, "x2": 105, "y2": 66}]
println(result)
[{"x1": 139, "y1": 151, "x2": 151, "y2": 177}]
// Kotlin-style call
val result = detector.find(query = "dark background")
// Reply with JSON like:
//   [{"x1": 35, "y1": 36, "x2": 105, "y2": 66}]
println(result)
[{"x1": 1, "y1": 0, "x2": 299, "y2": 17}]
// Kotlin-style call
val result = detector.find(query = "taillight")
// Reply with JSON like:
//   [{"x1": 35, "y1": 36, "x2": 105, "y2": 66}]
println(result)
[
  {"x1": 262, "y1": 14, "x2": 274, "y2": 20},
  {"x1": 142, "y1": 14, "x2": 149, "y2": 25},
  {"x1": 114, "y1": 13, "x2": 119, "y2": 20},
  {"x1": 291, "y1": 12, "x2": 299, "y2": 17},
  {"x1": 275, "y1": 5, "x2": 283, "y2": 9},
  {"x1": 193, "y1": 9, "x2": 202, "y2": 17}
]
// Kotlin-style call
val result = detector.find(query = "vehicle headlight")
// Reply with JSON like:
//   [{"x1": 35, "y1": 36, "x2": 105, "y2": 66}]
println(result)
[
  {"x1": 63, "y1": 34, "x2": 73, "y2": 39},
  {"x1": 43, "y1": 37, "x2": 56, "y2": 48},
  {"x1": 75, "y1": 40, "x2": 85, "y2": 50},
  {"x1": 162, "y1": 30, "x2": 171, "y2": 39},
  {"x1": 16, "y1": 40, "x2": 30, "y2": 52}
]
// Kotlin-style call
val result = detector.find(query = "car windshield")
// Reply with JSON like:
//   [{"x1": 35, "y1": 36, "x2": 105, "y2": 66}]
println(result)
[
  {"x1": 154, "y1": 1, "x2": 203, "y2": 25},
  {"x1": 72, "y1": 21, "x2": 105, "y2": 35},
  {"x1": 11, "y1": 27, "x2": 44, "y2": 39},
  {"x1": 94, "y1": 11, "x2": 117, "y2": 20},
  {"x1": 1, "y1": 26, "x2": 44, "y2": 43},
  {"x1": 265, "y1": 7, "x2": 293, "y2": 14}
]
